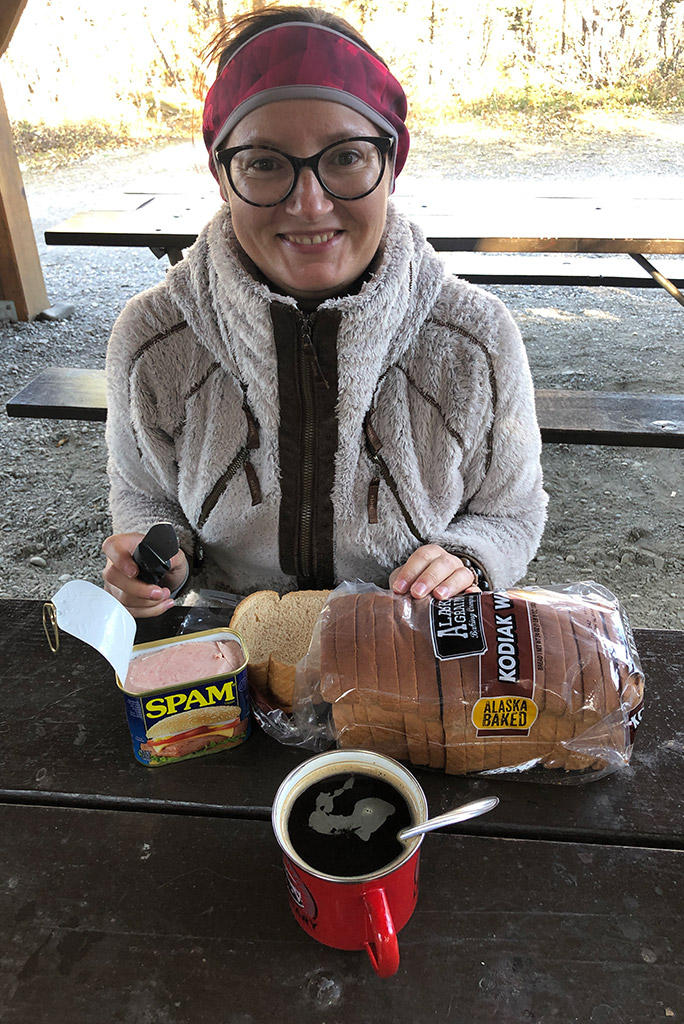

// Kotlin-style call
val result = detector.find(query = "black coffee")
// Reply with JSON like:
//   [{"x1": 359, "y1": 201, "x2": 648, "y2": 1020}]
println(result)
[{"x1": 287, "y1": 771, "x2": 412, "y2": 877}]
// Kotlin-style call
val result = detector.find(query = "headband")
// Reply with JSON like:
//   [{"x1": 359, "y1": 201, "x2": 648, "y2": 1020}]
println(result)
[{"x1": 202, "y1": 22, "x2": 410, "y2": 186}]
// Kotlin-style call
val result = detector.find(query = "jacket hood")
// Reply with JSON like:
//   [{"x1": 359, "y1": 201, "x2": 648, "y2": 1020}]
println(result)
[{"x1": 163, "y1": 201, "x2": 447, "y2": 381}]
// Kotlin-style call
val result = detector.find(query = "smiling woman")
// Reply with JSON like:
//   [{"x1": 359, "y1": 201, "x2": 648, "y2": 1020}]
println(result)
[
  {"x1": 101, "y1": 3, "x2": 548, "y2": 618},
  {"x1": 221, "y1": 101, "x2": 393, "y2": 303}
]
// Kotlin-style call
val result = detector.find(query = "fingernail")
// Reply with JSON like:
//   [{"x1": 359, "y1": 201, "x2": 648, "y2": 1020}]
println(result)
[
  {"x1": 434, "y1": 585, "x2": 449, "y2": 599},
  {"x1": 150, "y1": 587, "x2": 163, "y2": 600},
  {"x1": 163, "y1": 599, "x2": 175, "y2": 611},
  {"x1": 413, "y1": 583, "x2": 428, "y2": 597},
  {"x1": 393, "y1": 578, "x2": 409, "y2": 594}
]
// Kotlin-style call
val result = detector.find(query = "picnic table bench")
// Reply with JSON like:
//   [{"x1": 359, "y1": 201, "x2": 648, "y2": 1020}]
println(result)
[
  {"x1": 6, "y1": 365, "x2": 684, "y2": 448},
  {"x1": 8, "y1": 185, "x2": 684, "y2": 447}
]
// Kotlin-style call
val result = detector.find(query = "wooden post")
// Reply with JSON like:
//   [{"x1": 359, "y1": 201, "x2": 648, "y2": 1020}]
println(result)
[
  {"x1": 0, "y1": 0, "x2": 49, "y2": 321},
  {"x1": 0, "y1": 0, "x2": 29, "y2": 56}
]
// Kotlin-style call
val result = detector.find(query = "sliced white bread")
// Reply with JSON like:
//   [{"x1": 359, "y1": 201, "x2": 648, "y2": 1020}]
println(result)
[{"x1": 229, "y1": 590, "x2": 330, "y2": 711}]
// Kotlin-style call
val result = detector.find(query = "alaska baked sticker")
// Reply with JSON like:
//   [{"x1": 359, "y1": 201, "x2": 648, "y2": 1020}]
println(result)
[{"x1": 431, "y1": 593, "x2": 538, "y2": 736}]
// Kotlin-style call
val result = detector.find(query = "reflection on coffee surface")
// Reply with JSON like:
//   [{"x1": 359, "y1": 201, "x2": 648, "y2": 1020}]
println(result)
[{"x1": 287, "y1": 772, "x2": 412, "y2": 876}]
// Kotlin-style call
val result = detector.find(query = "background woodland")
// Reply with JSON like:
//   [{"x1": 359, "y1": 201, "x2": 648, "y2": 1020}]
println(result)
[{"x1": 2, "y1": 0, "x2": 684, "y2": 161}]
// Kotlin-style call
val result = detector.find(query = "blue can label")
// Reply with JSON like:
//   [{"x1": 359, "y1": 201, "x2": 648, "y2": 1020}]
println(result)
[{"x1": 118, "y1": 629, "x2": 251, "y2": 767}]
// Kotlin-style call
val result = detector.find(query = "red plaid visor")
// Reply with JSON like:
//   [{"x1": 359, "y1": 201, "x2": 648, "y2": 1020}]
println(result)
[{"x1": 203, "y1": 22, "x2": 410, "y2": 187}]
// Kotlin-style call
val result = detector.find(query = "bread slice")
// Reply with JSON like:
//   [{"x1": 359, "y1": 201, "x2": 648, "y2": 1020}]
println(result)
[
  {"x1": 403, "y1": 711, "x2": 430, "y2": 766},
  {"x1": 371, "y1": 591, "x2": 402, "y2": 713},
  {"x1": 319, "y1": 592, "x2": 358, "y2": 703},
  {"x1": 410, "y1": 598, "x2": 442, "y2": 724},
  {"x1": 332, "y1": 698, "x2": 374, "y2": 750},
  {"x1": 425, "y1": 718, "x2": 446, "y2": 770},
  {"x1": 441, "y1": 658, "x2": 468, "y2": 775},
  {"x1": 229, "y1": 590, "x2": 330, "y2": 711}
]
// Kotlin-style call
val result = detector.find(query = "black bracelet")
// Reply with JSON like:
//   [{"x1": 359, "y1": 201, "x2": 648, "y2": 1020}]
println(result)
[{"x1": 459, "y1": 556, "x2": 491, "y2": 592}]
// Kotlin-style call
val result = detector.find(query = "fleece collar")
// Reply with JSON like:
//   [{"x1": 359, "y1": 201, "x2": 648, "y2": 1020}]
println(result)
[{"x1": 164, "y1": 202, "x2": 445, "y2": 410}]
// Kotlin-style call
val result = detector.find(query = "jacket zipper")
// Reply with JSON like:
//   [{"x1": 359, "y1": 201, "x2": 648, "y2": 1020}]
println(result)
[
  {"x1": 197, "y1": 446, "x2": 250, "y2": 530},
  {"x1": 363, "y1": 418, "x2": 426, "y2": 544},
  {"x1": 197, "y1": 387, "x2": 261, "y2": 530},
  {"x1": 297, "y1": 312, "x2": 316, "y2": 580}
]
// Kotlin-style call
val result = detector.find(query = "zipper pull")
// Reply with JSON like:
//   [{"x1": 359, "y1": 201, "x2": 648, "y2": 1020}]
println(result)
[
  {"x1": 239, "y1": 381, "x2": 260, "y2": 449},
  {"x1": 363, "y1": 413, "x2": 384, "y2": 455},
  {"x1": 297, "y1": 311, "x2": 330, "y2": 389}
]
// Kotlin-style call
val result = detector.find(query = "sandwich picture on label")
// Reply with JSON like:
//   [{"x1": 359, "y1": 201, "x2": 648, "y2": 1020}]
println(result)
[{"x1": 139, "y1": 706, "x2": 248, "y2": 763}]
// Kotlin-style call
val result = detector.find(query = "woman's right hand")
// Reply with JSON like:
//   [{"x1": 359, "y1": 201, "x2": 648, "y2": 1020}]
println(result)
[{"x1": 101, "y1": 532, "x2": 189, "y2": 618}]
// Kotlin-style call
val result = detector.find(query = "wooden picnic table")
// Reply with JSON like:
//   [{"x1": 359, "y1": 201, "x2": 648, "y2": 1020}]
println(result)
[
  {"x1": 1, "y1": 596, "x2": 683, "y2": 1019},
  {"x1": 0, "y1": 597, "x2": 682, "y2": 1020},
  {"x1": 3, "y1": 803, "x2": 682, "y2": 1022},
  {"x1": 2, "y1": 598, "x2": 682, "y2": 844},
  {"x1": 18, "y1": 184, "x2": 682, "y2": 447},
  {"x1": 44, "y1": 189, "x2": 684, "y2": 301}
]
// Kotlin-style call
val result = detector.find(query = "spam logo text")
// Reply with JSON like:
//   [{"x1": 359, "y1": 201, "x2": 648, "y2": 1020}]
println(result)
[{"x1": 144, "y1": 681, "x2": 237, "y2": 720}]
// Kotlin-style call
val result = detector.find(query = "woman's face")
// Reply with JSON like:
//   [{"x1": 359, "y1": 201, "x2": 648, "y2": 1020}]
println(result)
[{"x1": 223, "y1": 99, "x2": 391, "y2": 304}]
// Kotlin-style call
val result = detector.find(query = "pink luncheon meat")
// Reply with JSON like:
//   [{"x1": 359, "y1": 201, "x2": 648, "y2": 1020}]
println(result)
[{"x1": 124, "y1": 639, "x2": 244, "y2": 693}]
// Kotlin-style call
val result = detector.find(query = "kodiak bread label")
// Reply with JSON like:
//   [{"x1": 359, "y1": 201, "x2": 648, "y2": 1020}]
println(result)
[{"x1": 431, "y1": 593, "x2": 538, "y2": 736}]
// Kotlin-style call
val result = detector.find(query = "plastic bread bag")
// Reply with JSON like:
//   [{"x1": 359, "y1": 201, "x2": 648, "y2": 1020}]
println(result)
[
  {"x1": 291, "y1": 579, "x2": 645, "y2": 780},
  {"x1": 226, "y1": 590, "x2": 333, "y2": 748}
]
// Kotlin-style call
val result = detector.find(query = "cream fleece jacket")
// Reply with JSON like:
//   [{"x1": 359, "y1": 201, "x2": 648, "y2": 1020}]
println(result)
[{"x1": 105, "y1": 202, "x2": 547, "y2": 595}]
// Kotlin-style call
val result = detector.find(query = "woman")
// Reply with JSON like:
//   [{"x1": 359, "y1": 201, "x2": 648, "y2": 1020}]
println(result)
[{"x1": 102, "y1": 4, "x2": 547, "y2": 618}]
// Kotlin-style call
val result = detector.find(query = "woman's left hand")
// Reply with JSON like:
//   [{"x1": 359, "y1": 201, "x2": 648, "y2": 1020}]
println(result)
[{"x1": 389, "y1": 544, "x2": 480, "y2": 600}]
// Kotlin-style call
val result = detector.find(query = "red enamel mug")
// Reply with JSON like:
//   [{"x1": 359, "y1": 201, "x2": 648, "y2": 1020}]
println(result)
[{"x1": 271, "y1": 748, "x2": 429, "y2": 978}]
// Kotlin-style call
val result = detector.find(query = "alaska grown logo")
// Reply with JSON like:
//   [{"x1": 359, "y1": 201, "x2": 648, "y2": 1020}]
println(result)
[{"x1": 430, "y1": 592, "x2": 487, "y2": 660}]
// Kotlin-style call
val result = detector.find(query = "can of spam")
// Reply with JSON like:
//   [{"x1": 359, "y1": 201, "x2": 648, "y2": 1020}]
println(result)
[{"x1": 116, "y1": 627, "x2": 250, "y2": 766}]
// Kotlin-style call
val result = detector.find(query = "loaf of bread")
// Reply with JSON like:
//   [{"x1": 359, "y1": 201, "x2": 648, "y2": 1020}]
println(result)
[
  {"x1": 316, "y1": 585, "x2": 644, "y2": 775},
  {"x1": 229, "y1": 589, "x2": 330, "y2": 712}
]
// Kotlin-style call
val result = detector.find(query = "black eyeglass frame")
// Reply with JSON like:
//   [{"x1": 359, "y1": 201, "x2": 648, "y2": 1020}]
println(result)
[{"x1": 215, "y1": 135, "x2": 395, "y2": 207}]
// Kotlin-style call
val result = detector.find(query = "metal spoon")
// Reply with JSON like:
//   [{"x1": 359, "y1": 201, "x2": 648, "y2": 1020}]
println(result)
[{"x1": 398, "y1": 796, "x2": 499, "y2": 842}]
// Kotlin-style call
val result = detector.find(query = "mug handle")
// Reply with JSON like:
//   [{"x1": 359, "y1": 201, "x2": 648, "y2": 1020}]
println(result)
[{"x1": 362, "y1": 887, "x2": 400, "y2": 978}]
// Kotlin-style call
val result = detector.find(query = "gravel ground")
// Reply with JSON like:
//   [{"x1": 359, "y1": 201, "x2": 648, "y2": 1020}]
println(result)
[{"x1": 1, "y1": 113, "x2": 682, "y2": 628}]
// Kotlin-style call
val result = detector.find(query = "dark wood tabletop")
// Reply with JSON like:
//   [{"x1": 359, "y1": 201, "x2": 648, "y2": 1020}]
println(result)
[
  {"x1": 2, "y1": 597, "x2": 683, "y2": 1021},
  {"x1": 1, "y1": 803, "x2": 681, "y2": 1023},
  {"x1": 43, "y1": 190, "x2": 684, "y2": 254},
  {"x1": 1, "y1": 599, "x2": 682, "y2": 849}
]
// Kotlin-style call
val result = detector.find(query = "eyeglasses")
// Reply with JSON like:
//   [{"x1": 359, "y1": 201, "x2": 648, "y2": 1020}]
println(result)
[{"x1": 216, "y1": 136, "x2": 394, "y2": 207}]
